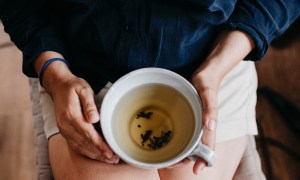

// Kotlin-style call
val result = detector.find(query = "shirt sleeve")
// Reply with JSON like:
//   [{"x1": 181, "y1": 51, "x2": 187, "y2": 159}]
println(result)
[
  {"x1": 0, "y1": 0, "x2": 65, "y2": 77},
  {"x1": 226, "y1": 0, "x2": 300, "y2": 60}
]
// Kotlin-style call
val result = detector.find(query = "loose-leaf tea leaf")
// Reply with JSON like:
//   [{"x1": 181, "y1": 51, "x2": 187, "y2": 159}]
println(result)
[
  {"x1": 137, "y1": 109, "x2": 172, "y2": 149},
  {"x1": 140, "y1": 130, "x2": 172, "y2": 150},
  {"x1": 147, "y1": 131, "x2": 172, "y2": 150},
  {"x1": 141, "y1": 130, "x2": 153, "y2": 143}
]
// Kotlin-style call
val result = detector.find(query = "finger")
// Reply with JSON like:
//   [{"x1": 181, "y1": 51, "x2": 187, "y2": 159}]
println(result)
[
  {"x1": 60, "y1": 123, "x2": 120, "y2": 163},
  {"x1": 70, "y1": 112, "x2": 116, "y2": 160},
  {"x1": 198, "y1": 88, "x2": 218, "y2": 131},
  {"x1": 195, "y1": 86, "x2": 218, "y2": 146},
  {"x1": 201, "y1": 119, "x2": 217, "y2": 149},
  {"x1": 193, "y1": 159, "x2": 207, "y2": 174},
  {"x1": 193, "y1": 87, "x2": 218, "y2": 173},
  {"x1": 85, "y1": 130, "x2": 120, "y2": 163},
  {"x1": 192, "y1": 125, "x2": 216, "y2": 174},
  {"x1": 59, "y1": 123, "x2": 100, "y2": 159},
  {"x1": 58, "y1": 89, "x2": 116, "y2": 161},
  {"x1": 67, "y1": 138, "x2": 100, "y2": 160},
  {"x1": 76, "y1": 84, "x2": 100, "y2": 123},
  {"x1": 56, "y1": 83, "x2": 117, "y2": 162},
  {"x1": 68, "y1": 138, "x2": 118, "y2": 164}
]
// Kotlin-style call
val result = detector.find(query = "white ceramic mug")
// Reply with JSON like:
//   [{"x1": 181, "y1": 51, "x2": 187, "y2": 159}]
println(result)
[{"x1": 101, "y1": 68, "x2": 216, "y2": 169}]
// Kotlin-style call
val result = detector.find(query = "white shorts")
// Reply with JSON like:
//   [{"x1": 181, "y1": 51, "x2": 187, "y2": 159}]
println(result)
[{"x1": 39, "y1": 61, "x2": 258, "y2": 143}]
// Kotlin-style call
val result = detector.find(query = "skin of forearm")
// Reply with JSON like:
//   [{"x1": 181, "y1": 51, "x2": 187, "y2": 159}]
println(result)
[{"x1": 193, "y1": 30, "x2": 255, "y2": 86}]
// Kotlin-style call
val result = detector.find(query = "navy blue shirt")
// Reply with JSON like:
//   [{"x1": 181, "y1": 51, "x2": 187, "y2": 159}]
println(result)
[{"x1": 1, "y1": 0, "x2": 299, "y2": 92}]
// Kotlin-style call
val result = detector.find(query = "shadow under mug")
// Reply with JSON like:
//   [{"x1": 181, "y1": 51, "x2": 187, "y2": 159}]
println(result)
[{"x1": 101, "y1": 68, "x2": 217, "y2": 169}]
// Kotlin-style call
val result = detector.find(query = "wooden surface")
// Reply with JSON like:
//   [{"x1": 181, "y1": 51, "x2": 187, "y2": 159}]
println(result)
[
  {"x1": 256, "y1": 22, "x2": 300, "y2": 180},
  {"x1": 0, "y1": 23, "x2": 36, "y2": 180}
]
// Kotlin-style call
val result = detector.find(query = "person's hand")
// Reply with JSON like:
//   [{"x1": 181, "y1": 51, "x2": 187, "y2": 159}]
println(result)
[
  {"x1": 51, "y1": 74, "x2": 119, "y2": 164},
  {"x1": 190, "y1": 67, "x2": 220, "y2": 174},
  {"x1": 165, "y1": 66, "x2": 220, "y2": 172},
  {"x1": 189, "y1": 30, "x2": 255, "y2": 174},
  {"x1": 34, "y1": 51, "x2": 119, "y2": 164}
]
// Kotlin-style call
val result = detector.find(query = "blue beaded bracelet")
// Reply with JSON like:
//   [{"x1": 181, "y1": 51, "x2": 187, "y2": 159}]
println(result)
[{"x1": 39, "y1": 58, "x2": 69, "y2": 87}]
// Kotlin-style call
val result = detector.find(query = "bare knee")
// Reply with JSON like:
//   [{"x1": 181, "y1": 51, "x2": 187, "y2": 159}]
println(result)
[{"x1": 48, "y1": 134, "x2": 160, "y2": 180}]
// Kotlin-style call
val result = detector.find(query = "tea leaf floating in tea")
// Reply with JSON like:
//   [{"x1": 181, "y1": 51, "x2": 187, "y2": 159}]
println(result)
[
  {"x1": 141, "y1": 130, "x2": 153, "y2": 144},
  {"x1": 140, "y1": 129, "x2": 172, "y2": 150},
  {"x1": 137, "y1": 111, "x2": 173, "y2": 150},
  {"x1": 147, "y1": 130, "x2": 172, "y2": 150}
]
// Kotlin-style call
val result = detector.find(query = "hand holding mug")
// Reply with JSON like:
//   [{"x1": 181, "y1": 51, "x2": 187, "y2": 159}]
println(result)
[
  {"x1": 190, "y1": 29, "x2": 255, "y2": 174},
  {"x1": 34, "y1": 51, "x2": 119, "y2": 164}
]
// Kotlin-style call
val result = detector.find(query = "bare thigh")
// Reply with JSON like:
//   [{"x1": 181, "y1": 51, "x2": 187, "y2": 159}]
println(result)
[
  {"x1": 49, "y1": 134, "x2": 160, "y2": 180},
  {"x1": 158, "y1": 136, "x2": 248, "y2": 180}
]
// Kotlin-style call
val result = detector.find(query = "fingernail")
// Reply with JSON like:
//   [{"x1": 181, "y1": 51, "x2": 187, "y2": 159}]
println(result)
[
  {"x1": 104, "y1": 152, "x2": 112, "y2": 159},
  {"x1": 207, "y1": 119, "x2": 216, "y2": 131},
  {"x1": 197, "y1": 163, "x2": 206, "y2": 174},
  {"x1": 88, "y1": 111, "x2": 98, "y2": 121},
  {"x1": 112, "y1": 157, "x2": 120, "y2": 164},
  {"x1": 104, "y1": 159, "x2": 114, "y2": 164}
]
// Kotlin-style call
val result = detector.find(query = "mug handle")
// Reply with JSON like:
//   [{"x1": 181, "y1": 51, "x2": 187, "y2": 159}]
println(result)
[{"x1": 188, "y1": 143, "x2": 217, "y2": 167}]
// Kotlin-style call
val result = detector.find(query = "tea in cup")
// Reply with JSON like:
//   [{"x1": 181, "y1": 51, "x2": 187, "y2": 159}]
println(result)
[{"x1": 101, "y1": 68, "x2": 216, "y2": 168}]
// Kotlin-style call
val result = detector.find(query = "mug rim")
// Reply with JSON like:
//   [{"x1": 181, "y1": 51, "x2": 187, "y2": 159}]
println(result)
[{"x1": 100, "y1": 68, "x2": 203, "y2": 169}]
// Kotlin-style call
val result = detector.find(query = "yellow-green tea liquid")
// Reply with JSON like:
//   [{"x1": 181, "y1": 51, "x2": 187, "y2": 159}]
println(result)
[{"x1": 112, "y1": 83, "x2": 195, "y2": 163}]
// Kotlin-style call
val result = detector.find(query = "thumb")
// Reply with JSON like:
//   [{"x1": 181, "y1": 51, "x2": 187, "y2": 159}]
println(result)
[
  {"x1": 199, "y1": 87, "x2": 218, "y2": 147},
  {"x1": 77, "y1": 86, "x2": 100, "y2": 123},
  {"x1": 193, "y1": 87, "x2": 218, "y2": 174}
]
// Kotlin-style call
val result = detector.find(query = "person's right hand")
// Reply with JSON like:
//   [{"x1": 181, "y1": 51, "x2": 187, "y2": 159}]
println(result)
[{"x1": 34, "y1": 51, "x2": 119, "y2": 164}]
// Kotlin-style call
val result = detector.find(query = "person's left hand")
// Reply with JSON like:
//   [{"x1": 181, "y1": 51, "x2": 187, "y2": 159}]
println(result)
[
  {"x1": 168, "y1": 70, "x2": 221, "y2": 174},
  {"x1": 165, "y1": 66, "x2": 220, "y2": 173},
  {"x1": 190, "y1": 67, "x2": 220, "y2": 174},
  {"x1": 166, "y1": 30, "x2": 255, "y2": 174}
]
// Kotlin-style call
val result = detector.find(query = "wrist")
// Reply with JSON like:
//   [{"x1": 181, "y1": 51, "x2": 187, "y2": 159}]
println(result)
[
  {"x1": 42, "y1": 60, "x2": 73, "y2": 93},
  {"x1": 192, "y1": 57, "x2": 224, "y2": 86},
  {"x1": 191, "y1": 65, "x2": 222, "y2": 91},
  {"x1": 34, "y1": 51, "x2": 65, "y2": 73},
  {"x1": 34, "y1": 51, "x2": 74, "y2": 95},
  {"x1": 192, "y1": 30, "x2": 255, "y2": 87}
]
